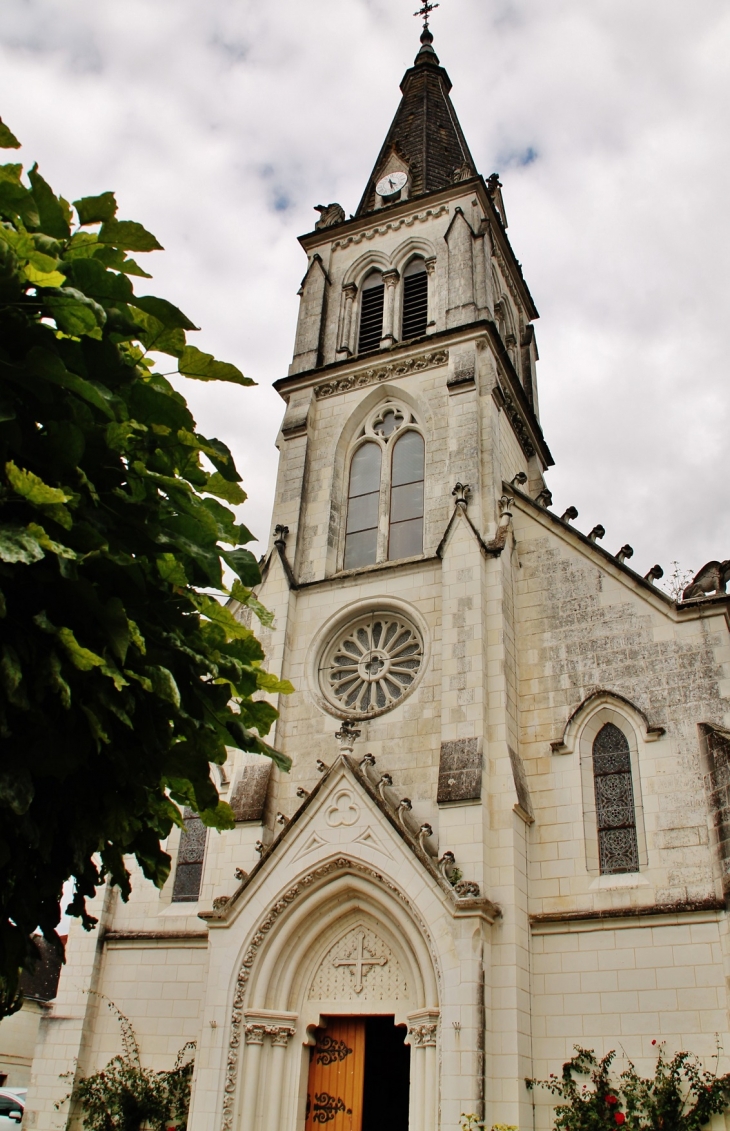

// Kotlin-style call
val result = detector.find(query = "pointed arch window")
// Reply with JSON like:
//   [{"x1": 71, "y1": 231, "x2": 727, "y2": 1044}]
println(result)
[
  {"x1": 343, "y1": 404, "x2": 425, "y2": 570},
  {"x1": 592, "y1": 722, "x2": 639, "y2": 875},
  {"x1": 345, "y1": 442, "x2": 382, "y2": 569},
  {"x1": 389, "y1": 431, "x2": 424, "y2": 560},
  {"x1": 358, "y1": 271, "x2": 385, "y2": 354},
  {"x1": 401, "y1": 258, "x2": 428, "y2": 340}
]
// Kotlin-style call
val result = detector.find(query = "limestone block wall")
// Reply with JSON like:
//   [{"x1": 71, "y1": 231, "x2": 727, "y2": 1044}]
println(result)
[
  {"x1": 0, "y1": 1000, "x2": 44, "y2": 1086},
  {"x1": 529, "y1": 914, "x2": 730, "y2": 1131},
  {"x1": 512, "y1": 500, "x2": 730, "y2": 914}
]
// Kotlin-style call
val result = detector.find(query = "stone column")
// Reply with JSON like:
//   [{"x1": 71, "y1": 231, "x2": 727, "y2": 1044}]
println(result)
[
  {"x1": 239, "y1": 1023, "x2": 266, "y2": 1131},
  {"x1": 381, "y1": 269, "x2": 400, "y2": 346},
  {"x1": 425, "y1": 256, "x2": 437, "y2": 332},
  {"x1": 407, "y1": 1010, "x2": 439, "y2": 1131},
  {"x1": 263, "y1": 1024, "x2": 296, "y2": 1128},
  {"x1": 338, "y1": 283, "x2": 357, "y2": 356}
]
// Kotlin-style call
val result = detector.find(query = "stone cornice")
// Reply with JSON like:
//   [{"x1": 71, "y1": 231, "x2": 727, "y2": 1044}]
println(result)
[
  {"x1": 275, "y1": 322, "x2": 554, "y2": 471},
  {"x1": 330, "y1": 204, "x2": 450, "y2": 251},
  {"x1": 314, "y1": 348, "x2": 448, "y2": 400}
]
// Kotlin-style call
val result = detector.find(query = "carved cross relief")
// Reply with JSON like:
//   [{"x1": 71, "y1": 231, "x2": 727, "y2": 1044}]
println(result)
[{"x1": 333, "y1": 931, "x2": 387, "y2": 993}]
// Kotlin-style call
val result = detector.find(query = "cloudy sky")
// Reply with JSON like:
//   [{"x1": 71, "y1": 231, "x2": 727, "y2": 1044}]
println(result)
[{"x1": 1, "y1": 0, "x2": 728, "y2": 592}]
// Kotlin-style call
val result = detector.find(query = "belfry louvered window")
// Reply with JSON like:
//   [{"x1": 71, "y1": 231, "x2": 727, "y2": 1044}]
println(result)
[
  {"x1": 593, "y1": 723, "x2": 639, "y2": 875},
  {"x1": 344, "y1": 404, "x2": 425, "y2": 570},
  {"x1": 401, "y1": 258, "x2": 428, "y2": 340},
  {"x1": 172, "y1": 809, "x2": 207, "y2": 902},
  {"x1": 357, "y1": 272, "x2": 385, "y2": 354}
]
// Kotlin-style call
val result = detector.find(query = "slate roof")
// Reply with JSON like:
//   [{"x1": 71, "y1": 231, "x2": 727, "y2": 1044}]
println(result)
[{"x1": 355, "y1": 30, "x2": 477, "y2": 217}]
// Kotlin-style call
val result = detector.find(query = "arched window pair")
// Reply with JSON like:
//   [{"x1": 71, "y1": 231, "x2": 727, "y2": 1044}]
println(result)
[
  {"x1": 357, "y1": 259, "x2": 429, "y2": 355},
  {"x1": 344, "y1": 405, "x2": 425, "y2": 570}
]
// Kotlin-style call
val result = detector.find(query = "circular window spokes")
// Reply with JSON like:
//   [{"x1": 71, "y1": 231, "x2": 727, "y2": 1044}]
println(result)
[{"x1": 320, "y1": 613, "x2": 424, "y2": 718}]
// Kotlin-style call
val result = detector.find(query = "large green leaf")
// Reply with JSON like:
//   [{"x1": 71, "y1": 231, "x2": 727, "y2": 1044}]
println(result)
[
  {"x1": 5, "y1": 462, "x2": 72, "y2": 506},
  {"x1": 221, "y1": 547, "x2": 262, "y2": 587},
  {"x1": 0, "y1": 526, "x2": 44, "y2": 564},
  {"x1": 98, "y1": 219, "x2": 163, "y2": 252},
  {"x1": 45, "y1": 288, "x2": 107, "y2": 339},
  {"x1": 131, "y1": 295, "x2": 197, "y2": 331},
  {"x1": 178, "y1": 345, "x2": 253, "y2": 386},
  {"x1": 204, "y1": 472, "x2": 247, "y2": 506},
  {"x1": 73, "y1": 191, "x2": 117, "y2": 226},
  {"x1": 0, "y1": 119, "x2": 20, "y2": 149},
  {"x1": 28, "y1": 165, "x2": 71, "y2": 239}
]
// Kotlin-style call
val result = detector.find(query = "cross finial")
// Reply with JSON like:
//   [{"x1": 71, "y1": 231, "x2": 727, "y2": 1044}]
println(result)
[{"x1": 414, "y1": 0, "x2": 439, "y2": 32}]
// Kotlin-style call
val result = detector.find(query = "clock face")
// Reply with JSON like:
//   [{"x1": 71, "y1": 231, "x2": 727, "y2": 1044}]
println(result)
[{"x1": 376, "y1": 170, "x2": 408, "y2": 200}]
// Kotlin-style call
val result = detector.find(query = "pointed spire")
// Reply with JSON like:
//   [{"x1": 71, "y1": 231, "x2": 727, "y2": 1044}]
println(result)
[{"x1": 355, "y1": 26, "x2": 476, "y2": 216}]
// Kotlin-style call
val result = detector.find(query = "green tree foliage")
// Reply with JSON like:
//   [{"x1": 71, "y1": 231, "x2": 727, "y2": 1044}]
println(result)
[
  {"x1": 0, "y1": 116, "x2": 292, "y2": 1016},
  {"x1": 60, "y1": 998, "x2": 196, "y2": 1131},
  {"x1": 527, "y1": 1044, "x2": 730, "y2": 1130}
]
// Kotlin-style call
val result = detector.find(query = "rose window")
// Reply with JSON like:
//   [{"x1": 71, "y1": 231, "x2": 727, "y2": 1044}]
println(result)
[{"x1": 319, "y1": 613, "x2": 424, "y2": 717}]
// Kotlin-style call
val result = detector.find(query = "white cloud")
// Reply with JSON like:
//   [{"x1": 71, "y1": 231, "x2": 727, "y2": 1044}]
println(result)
[{"x1": 1, "y1": 0, "x2": 728, "y2": 580}]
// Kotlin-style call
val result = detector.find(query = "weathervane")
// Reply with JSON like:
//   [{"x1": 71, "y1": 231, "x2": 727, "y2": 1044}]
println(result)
[{"x1": 414, "y1": 0, "x2": 439, "y2": 32}]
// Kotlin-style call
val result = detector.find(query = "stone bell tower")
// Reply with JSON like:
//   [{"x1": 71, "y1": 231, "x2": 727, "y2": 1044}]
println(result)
[
  {"x1": 242, "y1": 24, "x2": 554, "y2": 1124},
  {"x1": 258, "y1": 20, "x2": 552, "y2": 813}
]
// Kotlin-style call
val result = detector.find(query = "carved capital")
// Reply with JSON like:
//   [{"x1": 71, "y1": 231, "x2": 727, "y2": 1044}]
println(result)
[
  {"x1": 244, "y1": 1023, "x2": 266, "y2": 1045},
  {"x1": 343, "y1": 282, "x2": 358, "y2": 299},
  {"x1": 424, "y1": 256, "x2": 437, "y2": 276},
  {"x1": 382, "y1": 269, "x2": 400, "y2": 288},
  {"x1": 408, "y1": 1022, "x2": 438, "y2": 1047},
  {"x1": 267, "y1": 1024, "x2": 296, "y2": 1047}
]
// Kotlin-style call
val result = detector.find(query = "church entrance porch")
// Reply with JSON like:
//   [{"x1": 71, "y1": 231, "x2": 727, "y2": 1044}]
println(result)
[{"x1": 305, "y1": 1016, "x2": 410, "y2": 1131}]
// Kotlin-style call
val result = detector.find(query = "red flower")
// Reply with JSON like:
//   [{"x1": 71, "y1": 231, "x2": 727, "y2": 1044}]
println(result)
[
  {"x1": 615, "y1": 1115, "x2": 625, "y2": 1126},
  {"x1": 606, "y1": 1095, "x2": 618, "y2": 1105},
  {"x1": 651, "y1": 1040, "x2": 657, "y2": 1046}
]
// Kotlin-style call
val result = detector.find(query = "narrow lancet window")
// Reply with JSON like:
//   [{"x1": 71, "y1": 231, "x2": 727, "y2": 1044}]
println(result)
[
  {"x1": 172, "y1": 809, "x2": 207, "y2": 902},
  {"x1": 358, "y1": 272, "x2": 385, "y2": 354},
  {"x1": 345, "y1": 442, "x2": 382, "y2": 569},
  {"x1": 388, "y1": 431, "x2": 424, "y2": 560},
  {"x1": 401, "y1": 258, "x2": 428, "y2": 340},
  {"x1": 593, "y1": 722, "x2": 639, "y2": 874}
]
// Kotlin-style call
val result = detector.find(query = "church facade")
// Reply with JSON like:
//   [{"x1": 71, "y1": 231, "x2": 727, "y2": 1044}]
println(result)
[{"x1": 27, "y1": 27, "x2": 730, "y2": 1131}]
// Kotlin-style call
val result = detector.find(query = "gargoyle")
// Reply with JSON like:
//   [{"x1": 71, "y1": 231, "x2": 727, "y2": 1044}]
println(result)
[
  {"x1": 682, "y1": 560, "x2": 730, "y2": 601},
  {"x1": 314, "y1": 203, "x2": 345, "y2": 230}
]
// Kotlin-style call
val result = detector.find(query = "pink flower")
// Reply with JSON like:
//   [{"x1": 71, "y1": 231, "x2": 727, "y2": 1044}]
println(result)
[{"x1": 615, "y1": 1115, "x2": 625, "y2": 1126}]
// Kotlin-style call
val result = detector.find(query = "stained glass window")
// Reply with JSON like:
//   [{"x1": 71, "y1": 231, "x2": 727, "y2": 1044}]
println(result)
[
  {"x1": 593, "y1": 722, "x2": 639, "y2": 875},
  {"x1": 172, "y1": 809, "x2": 207, "y2": 902}
]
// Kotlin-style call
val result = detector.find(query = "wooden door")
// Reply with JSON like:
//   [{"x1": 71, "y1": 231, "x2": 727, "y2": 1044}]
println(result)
[{"x1": 305, "y1": 1018, "x2": 365, "y2": 1131}]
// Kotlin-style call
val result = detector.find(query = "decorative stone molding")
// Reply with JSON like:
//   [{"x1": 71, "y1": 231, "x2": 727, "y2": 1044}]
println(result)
[
  {"x1": 409, "y1": 1022, "x2": 438, "y2": 1047},
  {"x1": 497, "y1": 379, "x2": 535, "y2": 459},
  {"x1": 267, "y1": 1024, "x2": 296, "y2": 1047},
  {"x1": 244, "y1": 1024, "x2": 265, "y2": 1045},
  {"x1": 309, "y1": 926, "x2": 402, "y2": 1001},
  {"x1": 220, "y1": 856, "x2": 441, "y2": 1131},
  {"x1": 314, "y1": 349, "x2": 448, "y2": 399},
  {"x1": 332, "y1": 205, "x2": 449, "y2": 250}
]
